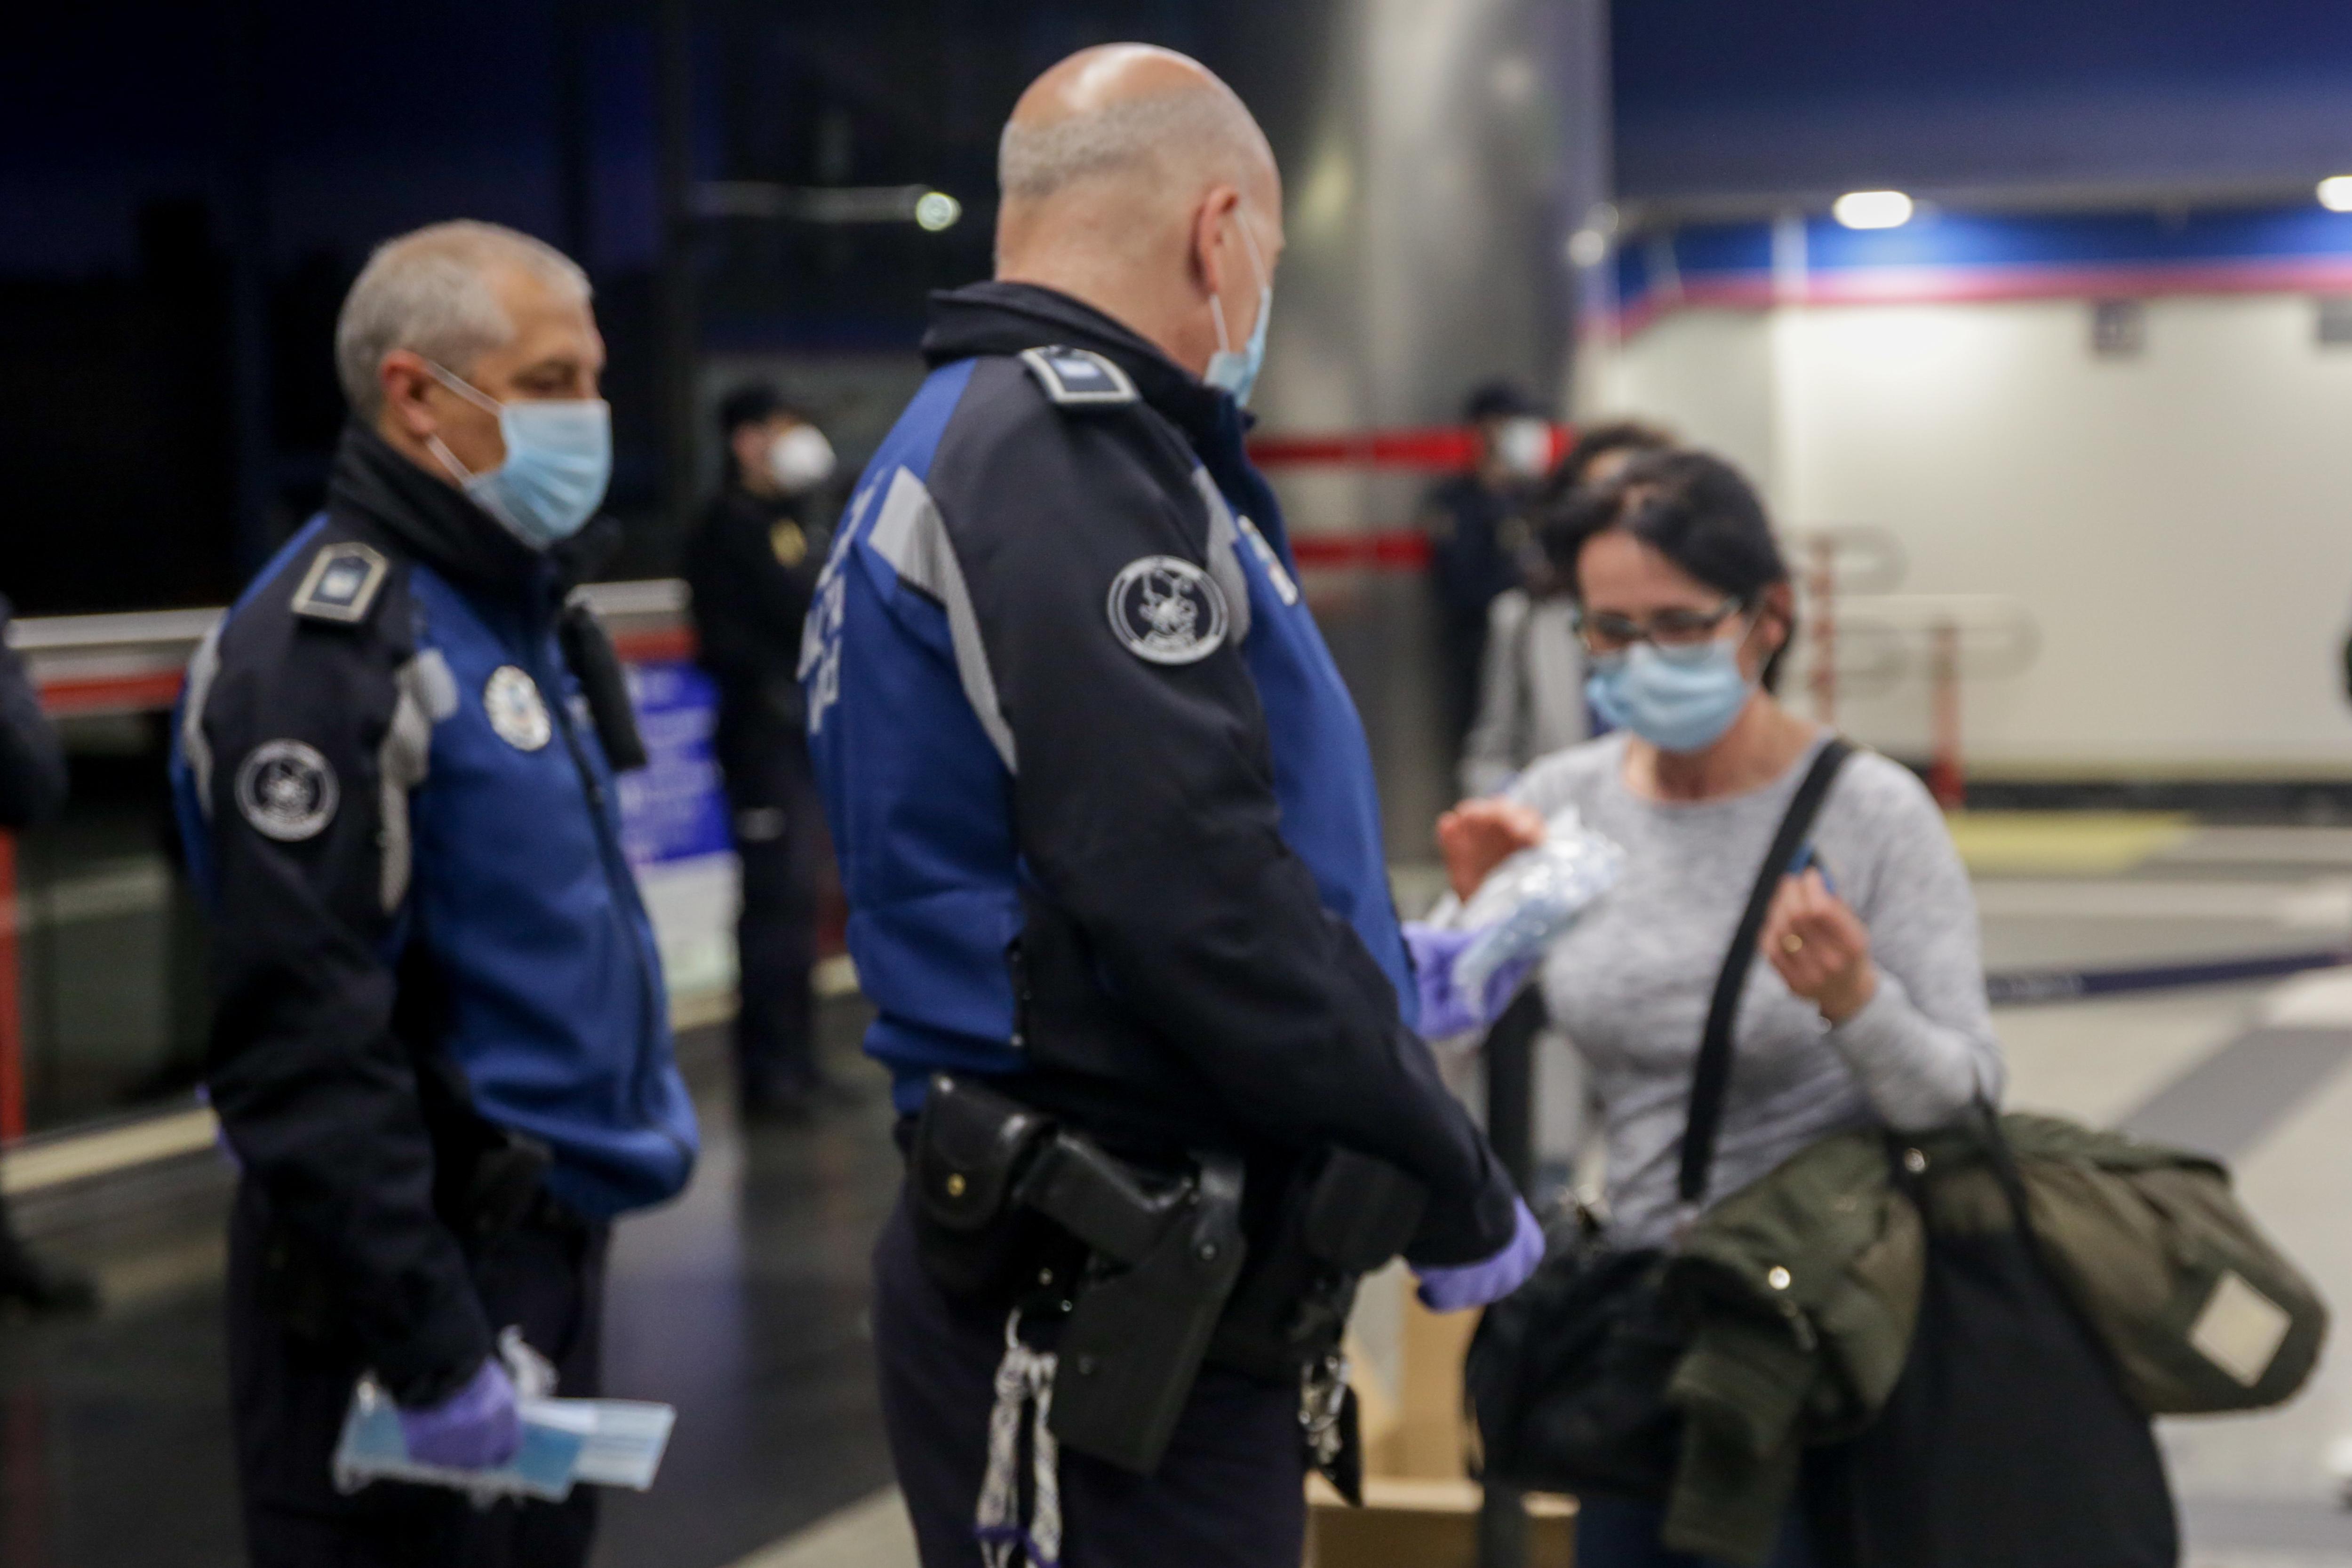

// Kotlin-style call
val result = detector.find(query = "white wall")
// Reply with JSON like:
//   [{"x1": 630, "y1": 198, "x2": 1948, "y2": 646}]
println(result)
[{"x1": 1586, "y1": 294, "x2": 2352, "y2": 775}]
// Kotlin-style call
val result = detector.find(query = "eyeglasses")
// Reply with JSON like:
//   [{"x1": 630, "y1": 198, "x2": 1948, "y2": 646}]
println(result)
[{"x1": 1572, "y1": 596, "x2": 1748, "y2": 656}]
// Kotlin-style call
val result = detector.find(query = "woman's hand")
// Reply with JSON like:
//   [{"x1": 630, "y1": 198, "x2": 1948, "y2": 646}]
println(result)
[
  {"x1": 1436, "y1": 799, "x2": 1547, "y2": 902},
  {"x1": 1760, "y1": 868, "x2": 1879, "y2": 1024}
]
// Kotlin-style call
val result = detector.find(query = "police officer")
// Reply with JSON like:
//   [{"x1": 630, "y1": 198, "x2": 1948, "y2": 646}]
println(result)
[
  {"x1": 170, "y1": 220, "x2": 697, "y2": 1567},
  {"x1": 0, "y1": 590, "x2": 99, "y2": 1314},
  {"x1": 805, "y1": 46, "x2": 1540, "y2": 1568},
  {"x1": 683, "y1": 386, "x2": 834, "y2": 1120}
]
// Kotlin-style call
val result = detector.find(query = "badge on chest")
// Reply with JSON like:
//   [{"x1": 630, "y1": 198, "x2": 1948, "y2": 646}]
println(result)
[{"x1": 484, "y1": 665, "x2": 554, "y2": 752}]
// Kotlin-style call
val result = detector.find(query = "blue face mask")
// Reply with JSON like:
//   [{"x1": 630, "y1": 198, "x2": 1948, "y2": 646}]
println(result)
[
  {"x1": 1203, "y1": 211, "x2": 1273, "y2": 408},
  {"x1": 427, "y1": 366, "x2": 613, "y2": 550},
  {"x1": 1586, "y1": 635, "x2": 1756, "y2": 754}
]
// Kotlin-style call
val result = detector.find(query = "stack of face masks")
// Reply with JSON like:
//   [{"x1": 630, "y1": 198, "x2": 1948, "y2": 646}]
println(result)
[
  {"x1": 1451, "y1": 807, "x2": 1627, "y2": 1000},
  {"x1": 332, "y1": 1376, "x2": 677, "y2": 1506}
]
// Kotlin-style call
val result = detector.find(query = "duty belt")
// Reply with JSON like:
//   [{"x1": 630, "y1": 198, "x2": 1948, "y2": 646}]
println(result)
[{"x1": 909, "y1": 1073, "x2": 1427, "y2": 1501}]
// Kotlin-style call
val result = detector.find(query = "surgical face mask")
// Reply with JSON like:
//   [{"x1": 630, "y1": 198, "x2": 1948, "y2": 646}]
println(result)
[
  {"x1": 766, "y1": 423, "x2": 836, "y2": 495},
  {"x1": 426, "y1": 365, "x2": 613, "y2": 550},
  {"x1": 1494, "y1": 417, "x2": 1553, "y2": 480},
  {"x1": 1585, "y1": 631, "x2": 1756, "y2": 754},
  {"x1": 1204, "y1": 210, "x2": 1273, "y2": 408}
]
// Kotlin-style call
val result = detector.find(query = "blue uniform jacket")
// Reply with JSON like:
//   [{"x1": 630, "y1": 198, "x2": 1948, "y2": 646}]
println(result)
[
  {"x1": 170, "y1": 425, "x2": 695, "y2": 1400},
  {"x1": 802, "y1": 282, "x2": 1514, "y2": 1266}
]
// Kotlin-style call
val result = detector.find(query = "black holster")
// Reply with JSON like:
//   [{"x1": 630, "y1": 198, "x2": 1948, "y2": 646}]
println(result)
[
  {"x1": 909, "y1": 1075, "x2": 1434, "y2": 1490},
  {"x1": 910, "y1": 1075, "x2": 1246, "y2": 1475}
]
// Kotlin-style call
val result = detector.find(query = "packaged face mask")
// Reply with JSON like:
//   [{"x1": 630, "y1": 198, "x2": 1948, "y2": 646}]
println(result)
[
  {"x1": 332, "y1": 1377, "x2": 677, "y2": 1505},
  {"x1": 1451, "y1": 806, "x2": 1627, "y2": 999}
]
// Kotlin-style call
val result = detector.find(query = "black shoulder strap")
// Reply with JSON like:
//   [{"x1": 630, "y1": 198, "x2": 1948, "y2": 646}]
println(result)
[{"x1": 1677, "y1": 737, "x2": 1855, "y2": 1206}]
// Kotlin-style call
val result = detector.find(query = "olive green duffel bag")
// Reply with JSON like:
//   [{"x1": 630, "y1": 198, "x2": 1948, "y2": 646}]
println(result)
[{"x1": 1934, "y1": 1113, "x2": 2328, "y2": 1414}]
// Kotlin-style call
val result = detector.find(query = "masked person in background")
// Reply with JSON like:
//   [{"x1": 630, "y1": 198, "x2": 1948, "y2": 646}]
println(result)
[
  {"x1": 1440, "y1": 449, "x2": 2002, "y2": 1568},
  {"x1": 1458, "y1": 419, "x2": 1675, "y2": 798},
  {"x1": 170, "y1": 220, "x2": 697, "y2": 1568},
  {"x1": 1425, "y1": 380, "x2": 1555, "y2": 759},
  {"x1": 684, "y1": 387, "x2": 838, "y2": 1122}
]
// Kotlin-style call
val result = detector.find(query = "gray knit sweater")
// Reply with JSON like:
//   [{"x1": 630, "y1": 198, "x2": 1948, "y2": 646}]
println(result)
[{"x1": 1505, "y1": 731, "x2": 2004, "y2": 1248}]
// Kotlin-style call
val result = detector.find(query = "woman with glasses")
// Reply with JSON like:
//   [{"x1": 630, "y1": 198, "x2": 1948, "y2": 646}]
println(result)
[{"x1": 1437, "y1": 449, "x2": 2003, "y2": 1568}]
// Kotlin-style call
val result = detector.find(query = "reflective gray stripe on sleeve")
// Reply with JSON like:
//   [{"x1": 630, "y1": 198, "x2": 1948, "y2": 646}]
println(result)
[
  {"x1": 865, "y1": 468, "x2": 1020, "y2": 774},
  {"x1": 377, "y1": 649, "x2": 445, "y2": 912},
  {"x1": 1190, "y1": 469, "x2": 1253, "y2": 647},
  {"x1": 180, "y1": 622, "x2": 225, "y2": 820}
]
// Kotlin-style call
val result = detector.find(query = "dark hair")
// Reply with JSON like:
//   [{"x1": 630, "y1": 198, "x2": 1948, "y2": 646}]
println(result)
[
  {"x1": 1542, "y1": 419, "x2": 1676, "y2": 503},
  {"x1": 1462, "y1": 378, "x2": 1543, "y2": 423},
  {"x1": 1541, "y1": 448, "x2": 1799, "y2": 692},
  {"x1": 717, "y1": 382, "x2": 808, "y2": 438}
]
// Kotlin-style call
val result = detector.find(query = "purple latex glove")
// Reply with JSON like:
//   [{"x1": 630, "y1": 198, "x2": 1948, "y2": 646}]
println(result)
[
  {"x1": 398, "y1": 1356, "x2": 522, "y2": 1470},
  {"x1": 1415, "y1": 1198, "x2": 1545, "y2": 1312},
  {"x1": 1403, "y1": 922, "x2": 1539, "y2": 1039}
]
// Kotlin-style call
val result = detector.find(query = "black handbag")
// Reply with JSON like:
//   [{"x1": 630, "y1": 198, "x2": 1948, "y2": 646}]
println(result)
[
  {"x1": 1468, "y1": 739, "x2": 1854, "y2": 1502},
  {"x1": 1810, "y1": 1116, "x2": 2179, "y2": 1568}
]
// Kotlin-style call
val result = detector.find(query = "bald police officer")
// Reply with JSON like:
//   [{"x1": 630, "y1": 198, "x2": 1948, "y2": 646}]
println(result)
[
  {"x1": 805, "y1": 46, "x2": 1539, "y2": 1568},
  {"x1": 171, "y1": 221, "x2": 696, "y2": 1568}
]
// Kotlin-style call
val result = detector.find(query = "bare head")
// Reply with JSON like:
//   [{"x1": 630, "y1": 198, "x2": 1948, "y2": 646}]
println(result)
[
  {"x1": 996, "y1": 45, "x2": 1284, "y2": 382},
  {"x1": 335, "y1": 220, "x2": 606, "y2": 486}
]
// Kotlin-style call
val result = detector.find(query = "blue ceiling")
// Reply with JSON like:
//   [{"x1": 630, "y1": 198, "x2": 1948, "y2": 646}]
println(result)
[{"x1": 1613, "y1": 0, "x2": 2352, "y2": 198}]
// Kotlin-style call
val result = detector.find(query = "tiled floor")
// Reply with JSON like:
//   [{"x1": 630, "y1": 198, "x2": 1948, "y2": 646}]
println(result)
[{"x1": 12, "y1": 821, "x2": 2352, "y2": 1566}]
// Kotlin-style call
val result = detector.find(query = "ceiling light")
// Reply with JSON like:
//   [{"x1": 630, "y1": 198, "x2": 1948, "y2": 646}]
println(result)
[
  {"x1": 2320, "y1": 176, "x2": 2352, "y2": 214},
  {"x1": 914, "y1": 191, "x2": 963, "y2": 231},
  {"x1": 1833, "y1": 190, "x2": 1913, "y2": 231}
]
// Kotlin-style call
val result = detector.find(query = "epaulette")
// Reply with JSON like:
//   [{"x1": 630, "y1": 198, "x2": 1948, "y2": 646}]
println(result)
[
  {"x1": 1020, "y1": 346, "x2": 1139, "y2": 409},
  {"x1": 289, "y1": 541, "x2": 391, "y2": 626}
]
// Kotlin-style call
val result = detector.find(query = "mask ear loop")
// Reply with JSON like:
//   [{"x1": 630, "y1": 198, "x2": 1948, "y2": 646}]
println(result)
[
  {"x1": 419, "y1": 361, "x2": 507, "y2": 486},
  {"x1": 1206, "y1": 202, "x2": 1269, "y2": 356}
]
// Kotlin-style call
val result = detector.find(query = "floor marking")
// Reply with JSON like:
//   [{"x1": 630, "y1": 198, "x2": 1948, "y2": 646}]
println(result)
[
  {"x1": 1944, "y1": 811, "x2": 2195, "y2": 875},
  {"x1": 2265, "y1": 969, "x2": 2352, "y2": 1029},
  {"x1": 1973, "y1": 877, "x2": 2352, "y2": 927},
  {"x1": 2120, "y1": 1028, "x2": 2352, "y2": 1161},
  {"x1": 0, "y1": 1106, "x2": 217, "y2": 1196},
  {"x1": 726, "y1": 1488, "x2": 916, "y2": 1568}
]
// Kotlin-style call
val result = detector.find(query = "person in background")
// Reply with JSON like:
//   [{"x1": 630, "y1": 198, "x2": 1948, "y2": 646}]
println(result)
[
  {"x1": 1424, "y1": 379, "x2": 1556, "y2": 757},
  {"x1": 1458, "y1": 419, "x2": 1675, "y2": 797},
  {"x1": 1439, "y1": 448, "x2": 2001, "y2": 1567},
  {"x1": 170, "y1": 220, "x2": 697, "y2": 1567},
  {"x1": 683, "y1": 386, "x2": 837, "y2": 1122},
  {"x1": 0, "y1": 593, "x2": 100, "y2": 1315}
]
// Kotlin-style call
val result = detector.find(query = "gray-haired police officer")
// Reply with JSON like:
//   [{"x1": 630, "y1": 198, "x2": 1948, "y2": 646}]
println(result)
[
  {"x1": 170, "y1": 221, "x2": 696, "y2": 1568},
  {"x1": 804, "y1": 46, "x2": 1539, "y2": 1568}
]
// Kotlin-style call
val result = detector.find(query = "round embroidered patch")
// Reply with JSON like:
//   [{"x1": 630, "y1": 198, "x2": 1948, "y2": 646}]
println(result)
[
  {"x1": 235, "y1": 740, "x2": 339, "y2": 842},
  {"x1": 484, "y1": 665, "x2": 553, "y2": 752},
  {"x1": 1106, "y1": 556, "x2": 1228, "y2": 665}
]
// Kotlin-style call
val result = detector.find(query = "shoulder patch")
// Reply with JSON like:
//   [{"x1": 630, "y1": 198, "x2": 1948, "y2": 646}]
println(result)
[
  {"x1": 290, "y1": 542, "x2": 391, "y2": 625},
  {"x1": 236, "y1": 740, "x2": 339, "y2": 841},
  {"x1": 1020, "y1": 346, "x2": 1139, "y2": 409},
  {"x1": 1108, "y1": 556, "x2": 1229, "y2": 665}
]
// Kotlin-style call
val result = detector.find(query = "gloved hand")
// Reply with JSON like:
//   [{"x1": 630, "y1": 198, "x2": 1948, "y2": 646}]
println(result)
[
  {"x1": 1415, "y1": 1198, "x2": 1545, "y2": 1313},
  {"x1": 1403, "y1": 921, "x2": 1539, "y2": 1039},
  {"x1": 398, "y1": 1355, "x2": 522, "y2": 1470}
]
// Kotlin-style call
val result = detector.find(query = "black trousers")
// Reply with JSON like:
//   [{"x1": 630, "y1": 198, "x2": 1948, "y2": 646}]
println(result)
[
  {"x1": 226, "y1": 1181, "x2": 610, "y2": 1568},
  {"x1": 873, "y1": 1194, "x2": 1307, "y2": 1568},
  {"x1": 716, "y1": 705, "x2": 823, "y2": 1100}
]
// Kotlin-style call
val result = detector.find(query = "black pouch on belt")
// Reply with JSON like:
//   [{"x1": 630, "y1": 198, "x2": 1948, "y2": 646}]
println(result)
[
  {"x1": 1208, "y1": 1147, "x2": 1429, "y2": 1504},
  {"x1": 909, "y1": 1073, "x2": 1066, "y2": 1300}
]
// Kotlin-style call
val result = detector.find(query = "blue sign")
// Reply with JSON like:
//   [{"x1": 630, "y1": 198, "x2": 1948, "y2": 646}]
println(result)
[{"x1": 616, "y1": 660, "x2": 732, "y2": 868}]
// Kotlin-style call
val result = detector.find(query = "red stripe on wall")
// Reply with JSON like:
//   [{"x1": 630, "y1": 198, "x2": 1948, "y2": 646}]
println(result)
[{"x1": 1289, "y1": 531, "x2": 1433, "y2": 570}]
